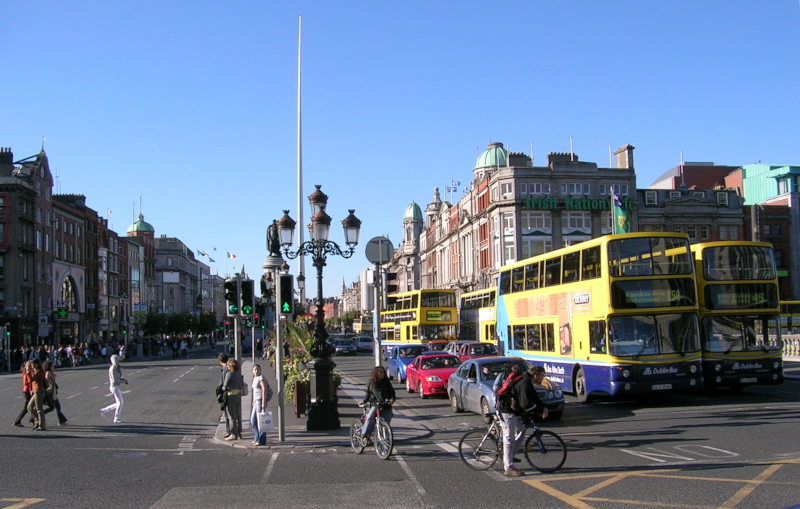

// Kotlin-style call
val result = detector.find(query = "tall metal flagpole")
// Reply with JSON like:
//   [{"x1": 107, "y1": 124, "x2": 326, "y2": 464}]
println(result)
[{"x1": 297, "y1": 14, "x2": 306, "y2": 307}]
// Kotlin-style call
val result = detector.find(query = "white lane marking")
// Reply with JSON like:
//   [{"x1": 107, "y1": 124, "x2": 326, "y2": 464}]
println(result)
[
  {"x1": 67, "y1": 393, "x2": 82, "y2": 399},
  {"x1": 90, "y1": 386, "x2": 99, "y2": 391},
  {"x1": 395, "y1": 453, "x2": 427, "y2": 497},
  {"x1": 262, "y1": 452, "x2": 279, "y2": 483},
  {"x1": 173, "y1": 366, "x2": 197, "y2": 383},
  {"x1": 0, "y1": 388, "x2": 11, "y2": 392},
  {"x1": 435, "y1": 440, "x2": 515, "y2": 482},
  {"x1": 435, "y1": 441, "x2": 459, "y2": 454}
]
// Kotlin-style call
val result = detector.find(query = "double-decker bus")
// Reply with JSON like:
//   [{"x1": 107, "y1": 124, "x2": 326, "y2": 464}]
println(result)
[
  {"x1": 690, "y1": 241, "x2": 783, "y2": 389},
  {"x1": 780, "y1": 301, "x2": 800, "y2": 357},
  {"x1": 497, "y1": 232, "x2": 703, "y2": 402},
  {"x1": 379, "y1": 289, "x2": 458, "y2": 354},
  {"x1": 459, "y1": 288, "x2": 497, "y2": 346}
]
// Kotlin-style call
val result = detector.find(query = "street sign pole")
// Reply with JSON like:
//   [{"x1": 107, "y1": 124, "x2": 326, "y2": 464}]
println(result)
[{"x1": 365, "y1": 236, "x2": 394, "y2": 368}]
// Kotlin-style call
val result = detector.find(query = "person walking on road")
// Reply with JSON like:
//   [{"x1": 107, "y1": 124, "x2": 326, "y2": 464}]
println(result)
[
  {"x1": 100, "y1": 354, "x2": 128, "y2": 423},
  {"x1": 222, "y1": 358, "x2": 244, "y2": 441},
  {"x1": 250, "y1": 364, "x2": 269, "y2": 446},
  {"x1": 42, "y1": 360, "x2": 68, "y2": 425},
  {"x1": 27, "y1": 358, "x2": 48, "y2": 431},
  {"x1": 12, "y1": 360, "x2": 33, "y2": 428}
]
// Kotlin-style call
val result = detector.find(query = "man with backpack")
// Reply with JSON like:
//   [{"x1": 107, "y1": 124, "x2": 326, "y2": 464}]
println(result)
[{"x1": 494, "y1": 363, "x2": 549, "y2": 477}]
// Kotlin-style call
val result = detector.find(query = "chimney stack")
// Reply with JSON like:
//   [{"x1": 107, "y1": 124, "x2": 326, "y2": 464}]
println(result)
[
  {"x1": 613, "y1": 144, "x2": 635, "y2": 169},
  {"x1": 0, "y1": 147, "x2": 13, "y2": 166}
]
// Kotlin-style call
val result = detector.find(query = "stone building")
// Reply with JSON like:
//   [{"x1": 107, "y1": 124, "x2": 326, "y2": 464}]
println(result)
[{"x1": 154, "y1": 235, "x2": 200, "y2": 315}]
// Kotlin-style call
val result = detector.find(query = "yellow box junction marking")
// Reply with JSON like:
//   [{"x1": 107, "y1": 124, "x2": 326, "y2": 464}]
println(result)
[{"x1": 523, "y1": 458, "x2": 800, "y2": 509}]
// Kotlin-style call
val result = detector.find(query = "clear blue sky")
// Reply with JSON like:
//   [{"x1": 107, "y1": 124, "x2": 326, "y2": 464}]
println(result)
[{"x1": 2, "y1": 1, "x2": 798, "y2": 298}]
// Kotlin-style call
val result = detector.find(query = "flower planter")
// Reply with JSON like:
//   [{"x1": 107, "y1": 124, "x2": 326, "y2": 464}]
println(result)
[{"x1": 294, "y1": 381, "x2": 309, "y2": 418}]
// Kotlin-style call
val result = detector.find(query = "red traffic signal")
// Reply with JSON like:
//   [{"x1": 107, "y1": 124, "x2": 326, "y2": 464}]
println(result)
[
  {"x1": 225, "y1": 320, "x2": 230, "y2": 326},
  {"x1": 254, "y1": 314, "x2": 260, "y2": 320}
]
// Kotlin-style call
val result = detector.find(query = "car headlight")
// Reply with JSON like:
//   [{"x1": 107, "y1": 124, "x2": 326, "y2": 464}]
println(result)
[
  {"x1": 426, "y1": 375, "x2": 442, "y2": 382},
  {"x1": 553, "y1": 386, "x2": 563, "y2": 397},
  {"x1": 546, "y1": 391, "x2": 555, "y2": 399}
]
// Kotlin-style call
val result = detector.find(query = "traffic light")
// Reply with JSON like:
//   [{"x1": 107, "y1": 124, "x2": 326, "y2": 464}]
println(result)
[
  {"x1": 224, "y1": 320, "x2": 230, "y2": 327},
  {"x1": 279, "y1": 274, "x2": 294, "y2": 315},
  {"x1": 240, "y1": 279, "x2": 255, "y2": 316},
  {"x1": 386, "y1": 271, "x2": 398, "y2": 294},
  {"x1": 224, "y1": 279, "x2": 239, "y2": 316}
]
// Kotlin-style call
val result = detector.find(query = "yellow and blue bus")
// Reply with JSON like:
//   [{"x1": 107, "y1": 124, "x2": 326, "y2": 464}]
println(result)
[
  {"x1": 497, "y1": 232, "x2": 703, "y2": 401},
  {"x1": 380, "y1": 289, "x2": 458, "y2": 354},
  {"x1": 459, "y1": 288, "x2": 497, "y2": 346},
  {"x1": 692, "y1": 242, "x2": 783, "y2": 389},
  {"x1": 780, "y1": 301, "x2": 800, "y2": 357}
]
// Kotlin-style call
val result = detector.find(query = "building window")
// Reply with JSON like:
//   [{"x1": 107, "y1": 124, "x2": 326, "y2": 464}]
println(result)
[
  {"x1": 168, "y1": 257, "x2": 173, "y2": 267},
  {"x1": 716, "y1": 193, "x2": 729, "y2": 206},
  {"x1": 645, "y1": 191, "x2": 657, "y2": 206},
  {"x1": 670, "y1": 191, "x2": 681, "y2": 199},
  {"x1": 564, "y1": 212, "x2": 591, "y2": 230},
  {"x1": 55, "y1": 241, "x2": 60, "y2": 259},
  {"x1": 520, "y1": 238, "x2": 552, "y2": 259},
  {"x1": 45, "y1": 233, "x2": 49, "y2": 252},
  {"x1": 654, "y1": 225, "x2": 663, "y2": 232},
  {"x1": 701, "y1": 226, "x2": 709, "y2": 240},
  {"x1": 531, "y1": 183, "x2": 550, "y2": 194},
  {"x1": 504, "y1": 244, "x2": 515, "y2": 265},
  {"x1": 643, "y1": 225, "x2": 652, "y2": 232},
  {"x1": 36, "y1": 231, "x2": 41, "y2": 250},
  {"x1": 77, "y1": 226, "x2": 81, "y2": 238},
  {"x1": 520, "y1": 183, "x2": 528, "y2": 195},
  {"x1": 491, "y1": 186, "x2": 499, "y2": 201},
  {"x1": 774, "y1": 224, "x2": 782, "y2": 237},
  {"x1": 501, "y1": 183, "x2": 513, "y2": 196},
  {"x1": 675, "y1": 226, "x2": 682, "y2": 234},
  {"x1": 774, "y1": 250, "x2": 783, "y2": 268},
  {"x1": 687, "y1": 226, "x2": 697, "y2": 240},
  {"x1": 720, "y1": 227, "x2": 727, "y2": 240},
  {"x1": 693, "y1": 191, "x2": 705, "y2": 198},
  {"x1": 729, "y1": 226, "x2": 738, "y2": 240},
  {"x1": 763, "y1": 224, "x2": 771, "y2": 237},
  {"x1": 522, "y1": 211, "x2": 552, "y2": 231},
  {"x1": 503, "y1": 212, "x2": 515, "y2": 231},
  {"x1": 0, "y1": 254, "x2": 4, "y2": 278}
]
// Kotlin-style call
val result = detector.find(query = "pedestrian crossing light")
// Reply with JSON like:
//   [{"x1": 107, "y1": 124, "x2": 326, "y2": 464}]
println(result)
[
  {"x1": 279, "y1": 274, "x2": 294, "y2": 315},
  {"x1": 224, "y1": 279, "x2": 239, "y2": 316},
  {"x1": 240, "y1": 279, "x2": 255, "y2": 315}
]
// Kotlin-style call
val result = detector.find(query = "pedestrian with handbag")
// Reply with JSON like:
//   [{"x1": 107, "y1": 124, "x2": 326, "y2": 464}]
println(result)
[
  {"x1": 42, "y1": 360, "x2": 68, "y2": 425},
  {"x1": 221, "y1": 359, "x2": 243, "y2": 441},
  {"x1": 249, "y1": 364, "x2": 271, "y2": 446}
]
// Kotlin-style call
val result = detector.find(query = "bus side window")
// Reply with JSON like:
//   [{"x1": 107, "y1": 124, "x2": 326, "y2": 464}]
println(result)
[
  {"x1": 582, "y1": 246, "x2": 601, "y2": 280},
  {"x1": 545, "y1": 257, "x2": 561, "y2": 287},
  {"x1": 524, "y1": 263, "x2": 538, "y2": 290},
  {"x1": 563, "y1": 251, "x2": 580, "y2": 283},
  {"x1": 499, "y1": 271, "x2": 511, "y2": 295},
  {"x1": 589, "y1": 320, "x2": 606, "y2": 354},
  {"x1": 527, "y1": 324, "x2": 541, "y2": 351},
  {"x1": 544, "y1": 323, "x2": 555, "y2": 352},
  {"x1": 512, "y1": 267, "x2": 524, "y2": 292}
]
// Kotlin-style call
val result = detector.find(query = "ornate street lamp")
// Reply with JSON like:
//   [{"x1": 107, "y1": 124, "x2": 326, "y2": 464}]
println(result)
[{"x1": 277, "y1": 185, "x2": 361, "y2": 430}]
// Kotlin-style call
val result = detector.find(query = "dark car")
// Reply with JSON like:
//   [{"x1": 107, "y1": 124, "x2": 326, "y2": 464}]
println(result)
[
  {"x1": 455, "y1": 341, "x2": 500, "y2": 363},
  {"x1": 447, "y1": 356, "x2": 565, "y2": 422},
  {"x1": 333, "y1": 338, "x2": 357, "y2": 356}
]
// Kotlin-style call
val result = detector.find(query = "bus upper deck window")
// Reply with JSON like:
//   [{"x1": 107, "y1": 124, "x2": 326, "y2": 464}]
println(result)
[
  {"x1": 524, "y1": 263, "x2": 539, "y2": 290},
  {"x1": 499, "y1": 271, "x2": 511, "y2": 295}
]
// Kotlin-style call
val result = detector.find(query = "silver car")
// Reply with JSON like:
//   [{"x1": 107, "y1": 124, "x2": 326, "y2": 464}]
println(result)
[{"x1": 447, "y1": 356, "x2": 565, "y2": 423}]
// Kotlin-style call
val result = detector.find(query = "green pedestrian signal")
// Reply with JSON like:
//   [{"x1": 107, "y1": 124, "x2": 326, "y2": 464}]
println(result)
[{"x1": 279, "y1": 274, "x2": 294, "y2": 315}]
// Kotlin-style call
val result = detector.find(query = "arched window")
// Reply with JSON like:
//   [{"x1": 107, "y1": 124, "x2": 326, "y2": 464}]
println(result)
[{"x1": 59, "y1": 276, "x2": 78, "y2": 311}]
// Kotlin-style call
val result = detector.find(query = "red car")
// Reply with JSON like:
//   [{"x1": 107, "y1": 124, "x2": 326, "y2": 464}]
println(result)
[
  {"x1": 405, "y1": 354, "x2": 462, "y2": 398},
  {"x1": 455, "y1": 341, "x2": 500, "y2": 363}
]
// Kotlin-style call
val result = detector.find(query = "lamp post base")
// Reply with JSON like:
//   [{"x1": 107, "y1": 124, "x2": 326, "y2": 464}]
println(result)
[{"x1": 306, "y1": 356, "x2": 340, "y2": 431}]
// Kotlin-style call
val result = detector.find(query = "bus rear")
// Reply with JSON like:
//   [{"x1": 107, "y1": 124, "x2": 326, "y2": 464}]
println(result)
[
  {"x1": 380, "y1": 289, "x2": 458, "y2": 355},
  {"x1": 693, "y1": 242, "x2": 783, "y2": 389},
  {"x1": 459, "y1": 289, "x2": 497, "y2": 347}
]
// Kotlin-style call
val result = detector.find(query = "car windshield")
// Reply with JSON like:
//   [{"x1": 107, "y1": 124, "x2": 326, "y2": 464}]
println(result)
[
  {"x1": 429, "y1": 342, "x2": 448, "y2": 351},
  {"x1": 337, "y1": 340, "x2": 354, "y2": 346},
  {"x1": 479, "y1": 360, "x2": 527, "y2": 382},
  {"x1": 469, "y1": 344, "x2": 498, "y2": 355},
  {"x1": 399, "y1": 346, "x2": 425, "y2": 358},
  {"x1": 421, "y1": 356, "x2": 461, "y2": 369}
]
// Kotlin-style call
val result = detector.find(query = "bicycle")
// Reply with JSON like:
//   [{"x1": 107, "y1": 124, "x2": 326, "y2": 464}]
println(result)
[
  {"x1": 350, "y1": 402, "x2": 394, "y2": 460},
  {"x1": 458, "y1": 412, "x2": 566, "y2": 473}
]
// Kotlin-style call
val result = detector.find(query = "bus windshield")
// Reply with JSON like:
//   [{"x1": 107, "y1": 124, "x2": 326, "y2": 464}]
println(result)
[
  {"x1": 702, "y1": 245, "x2": 775, "y2": 281},
  {"x1": 421, "y1": 292, "x2": 457, "y2": 308},
  {"x1": 702, "y1": 315, "x2": 782, "y2": 352},
  {"x1": 608, "y1": 237, "x2": 693, "y2": 277},
  {"x1": 608, "y1": 313, "x2": 700, "y2": 357},
  {"x1": 419, "y1": 324, "x2": 457, "y2": 341}
]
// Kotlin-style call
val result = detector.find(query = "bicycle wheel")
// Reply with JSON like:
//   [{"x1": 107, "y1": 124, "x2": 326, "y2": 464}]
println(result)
[
  {"x1": 375, "y1": 420, "x2": 393, "y2": 460},
  {"x1": 524, "y1": 429, "x2": 567, "y2": 472},
  {"x1": 350, "y1": 421, "x2": 365, "y2": 454},
  {"x1": 458, "y1": 429, "x2": 499, "y2": 470}
]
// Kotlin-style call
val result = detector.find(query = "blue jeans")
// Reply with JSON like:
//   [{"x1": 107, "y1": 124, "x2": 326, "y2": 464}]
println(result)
[
  {"x1": 250, "y1": 398, "x2": 267, "y2": 444},
  {"x1": 361, "y1": 406, "x2": 392, "y2": 437}
]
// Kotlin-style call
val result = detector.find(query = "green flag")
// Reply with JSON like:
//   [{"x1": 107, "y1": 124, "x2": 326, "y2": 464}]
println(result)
[{"x1": 611, "y1": 191, "x2": 630, "y2": 234}]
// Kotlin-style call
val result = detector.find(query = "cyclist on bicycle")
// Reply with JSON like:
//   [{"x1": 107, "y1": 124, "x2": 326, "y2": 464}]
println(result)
[
  {"x1": 360, "y1": 366, "x2": 396, "y2": 443},
  {"x1": 495, "y1": 363, "x2": 549, "y2": 477}
]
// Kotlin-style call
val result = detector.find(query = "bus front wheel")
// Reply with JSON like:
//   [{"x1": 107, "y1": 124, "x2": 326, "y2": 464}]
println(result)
[{"x1": 575, "y1": 367, "x2": 590, "y2": 403}]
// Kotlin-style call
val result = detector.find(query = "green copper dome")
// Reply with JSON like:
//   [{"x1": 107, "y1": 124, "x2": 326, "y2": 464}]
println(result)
[
  {"x1": 127, "y1": 213, "x2": 154, "y2": 234},
  {"x1": 405, "y1": 202, "x2": 423, "y2": 221},
  {"x1": 475, "y1": 142, "x2": 507, "y2": 169}
]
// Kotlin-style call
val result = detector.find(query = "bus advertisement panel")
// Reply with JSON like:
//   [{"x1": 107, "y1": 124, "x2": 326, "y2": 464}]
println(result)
[
  {"x1": 497, "y1": 233, "x2": 703, "y2": 402},
  {"x1": 693, "y1": 242, "x2": 783, "y2": 389}
]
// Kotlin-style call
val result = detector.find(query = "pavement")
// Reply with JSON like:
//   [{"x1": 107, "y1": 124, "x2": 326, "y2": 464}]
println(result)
[
  {"x1": 784, "y1": 355, "x2": 800, "y2": 380},
  {"x1": 211, "y1": 356, "x2": 432, "y2": 450}
]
